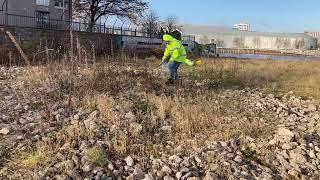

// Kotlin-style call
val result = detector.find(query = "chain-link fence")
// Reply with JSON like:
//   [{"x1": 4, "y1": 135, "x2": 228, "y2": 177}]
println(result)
[{"x1": 0, "y1": 14, "x2": 195, "y2": 41}]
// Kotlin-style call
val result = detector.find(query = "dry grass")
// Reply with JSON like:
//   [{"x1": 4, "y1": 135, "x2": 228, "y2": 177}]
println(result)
[
  {"x1": 148, "y1": 92, "x2": 273, "y2": 144},
  {"x1": 10, "y1": 57, "x2": 320, "y2": 159},
  {"x1": 188, "y1": 58, "x2": 320, "y2": 100},
  {"x1": 82, "y1": 94, "x2": 116, "y2": 125},
  {"x1": 2, "y1": 140, "x2": 56, "y2": 179},
  {"x1": 112, "y1": 130, "x2": 129, "y2": 155}
]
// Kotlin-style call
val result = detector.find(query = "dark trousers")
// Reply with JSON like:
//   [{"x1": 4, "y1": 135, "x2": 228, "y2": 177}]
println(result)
[{"x1": 167, "y1": 61, "x2": 182, "y2": 80}]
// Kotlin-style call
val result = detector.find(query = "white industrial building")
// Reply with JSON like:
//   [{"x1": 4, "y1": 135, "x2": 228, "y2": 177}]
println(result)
[{"x1": 183, "y1": 24, "x2": 318, "y2": 50}]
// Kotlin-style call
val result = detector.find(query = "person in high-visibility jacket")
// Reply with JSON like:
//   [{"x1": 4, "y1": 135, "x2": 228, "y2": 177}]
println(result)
[{"x1": 160, "y1": 34, "x2": 194, "y2": 84}]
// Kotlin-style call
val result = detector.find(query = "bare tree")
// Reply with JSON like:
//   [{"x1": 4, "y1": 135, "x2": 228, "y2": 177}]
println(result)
[
  {"x1": 162, "y1": 16, "x2": 183, "y2": 34},
  {"x1": 73, "y1": 0, "x2": 148, "y2": 31},
  {"x1": 140, "y1": 10, "x2": 160, "y2": 38}
]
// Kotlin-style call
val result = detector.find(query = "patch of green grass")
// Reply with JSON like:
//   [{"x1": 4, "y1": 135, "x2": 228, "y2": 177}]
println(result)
[
  {"x1": 21, "y1": 151, "x2": 47, "y2": 168},
  {"x1": 241, "y1": 147, "x2": 257, "y2": 161},
  {"x1": 132, "y1": 100, "x2": 151, "y2": 115},
  {"x1": 86, "y1": 147, "x2": 108, "y2": 166}
]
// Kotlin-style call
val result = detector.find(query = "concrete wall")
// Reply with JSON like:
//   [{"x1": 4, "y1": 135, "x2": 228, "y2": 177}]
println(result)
[
  {"x1": 121, "y1": 36, "x2": 195, "y2": 52},
  {"x1": 0, "y1": 26, "x2": 119, "y2": 65},
  {"x1": 120, "y1": 36, "x2": 196, "y2": 58}
]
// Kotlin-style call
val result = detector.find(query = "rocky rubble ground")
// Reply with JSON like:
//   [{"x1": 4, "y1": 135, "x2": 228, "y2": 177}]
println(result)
[{"x1": 0, "y1": 66, "x2": 320, "y2": 180}]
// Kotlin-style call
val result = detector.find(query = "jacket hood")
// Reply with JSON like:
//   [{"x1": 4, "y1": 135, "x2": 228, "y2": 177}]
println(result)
[{"x1": 163, "y1": 34, "x2": 175, "y2": 42}]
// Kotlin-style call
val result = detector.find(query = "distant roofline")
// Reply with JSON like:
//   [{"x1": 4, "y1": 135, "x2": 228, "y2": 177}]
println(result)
[
  {"x1": 305, "y1": 30, "x2": 320, "y2": 33},
  {"x1": 182, "y1": 24, "x2": 313, "y2": 37}
]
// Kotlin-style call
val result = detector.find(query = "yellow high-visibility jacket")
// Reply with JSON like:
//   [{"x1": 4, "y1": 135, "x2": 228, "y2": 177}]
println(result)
[{"x1": 162, "y1": 34, "x2": 193, "y2": 66}]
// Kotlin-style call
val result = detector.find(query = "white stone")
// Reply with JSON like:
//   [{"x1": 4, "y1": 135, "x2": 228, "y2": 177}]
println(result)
[
  {"x1": 73, "y1": 114, "x2": 81, "y2": 120},
  {"x1": 169, "y1": 155, "x2": 182, "y2": 166},
  {"x1": 19, "y1": 118, "x2": 27, "y2": 124},
  {"x1": 89, "y1": 110, "x2": 99, "y2": 119},
  {"x1": 309, "y1": 150, "x2": 316, "y2": 159},
  {"x1": 220, "y1": 141, "x2": 228, "y2": 147},
  {"x1": 307, "y1": 104, "x2": 317, "y2": 112},
  {"x1": 82, "y1": 163, "x2": 92, "y2": 172},
  {"x1": 0, "y1": 127, "x2": 10, "y2": 135},
  {"x1": 84, "y1": 118, "x2": 98, "y2": 131},
  {"x1": 288, "y1": 169, "x2": 299, "y2": 177},
  {"x1": 176, "y1": 172, "x2": 183, "y2": 179},
  {"x1": 16, "y1": 135, "x2": 24, "y2": 140},
  {"x1": 60, "y1": 142, "x2": 71, "y2": 150},
  {"x1": 277, "y1": 127, "x2": 294, "y2": 137},
  {"x1": 282, "y1": 143, "x2": 294, "y2": 150},
  {"x1": 289, "y1": 152, "x2": 307, "y2": 164},
  {"x1": 143, "y1": 173, "x2": 154, "y2": 180},
  {"x1": 56, "y1": 114, "x2": 65, "y2": 122},
  {"x1": 108, "y1": 163, "x2": 114, "y2": 170},
  {"x1": 276, "y1": 127, "x2": 294, "y2": 143},
  {"x1": 125, "y1": 156, "x2": 134, "y2": 167},
  {"x1": 125, "y1": 112, "x2": 136, "y2": 122},
  {"x1": 187, "y1": 177, "x2": 200, "y2": 180},
  {"x1": 24, "y1": 105, "x2": 29, "y2": 111},
  {"x1": 14, "y1": 104, "x2": 22, "y2": 111},
  {"x1": 4, "y1": 96, "x2": 13, "y2": 100},
  {"x1": 160, "y1": 125, "x2": 172, "y2": 132},
  {"x1": 161, "y1": 165, "x2": 172, "y2": 175},
  {"x1": 234, "y1": 155, "x2": 243, "y2": 163},
  {"x1": 163, "y1": 176, "x2": 174, "y2": 180}
]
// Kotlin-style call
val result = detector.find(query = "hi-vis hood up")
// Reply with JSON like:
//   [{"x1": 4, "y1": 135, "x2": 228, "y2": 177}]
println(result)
[{"x1": 162, "y1": 34, "x2": 194, "y2": 66}]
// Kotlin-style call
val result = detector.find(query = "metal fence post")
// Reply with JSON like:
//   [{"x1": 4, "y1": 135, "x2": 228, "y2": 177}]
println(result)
[
  {"x1": 112, "y1": 19, "x2": 117, "y2": 35},
  {"x1": 5, "y1": 13, "x2": 8, "y2": 25},
  {"x1": 100, "y1": 21, "x2": 102, "y2": 33}
]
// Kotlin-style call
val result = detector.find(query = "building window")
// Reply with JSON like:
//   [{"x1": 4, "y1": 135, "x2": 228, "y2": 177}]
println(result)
[
  {"x1": 36, "y1": 11, "x2": 50, "y2": 28},
  {"x1": 54, "y1": 0, "x2": 68, "y2": 9},
  {"x1": 36, "y1": 0, "x2": 50, "y2": 6}
]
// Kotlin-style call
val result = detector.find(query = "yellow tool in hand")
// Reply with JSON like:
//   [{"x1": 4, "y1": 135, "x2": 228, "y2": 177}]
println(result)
[{"x1": 194, "y1": 59, "x2": 204, "y2": 66}]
